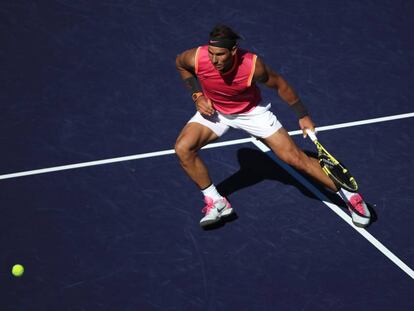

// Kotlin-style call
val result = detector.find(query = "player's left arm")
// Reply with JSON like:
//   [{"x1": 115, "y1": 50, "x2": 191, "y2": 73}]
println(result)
[{"x1": 253, "y1": 56, "x2": 315, "y2": 136}]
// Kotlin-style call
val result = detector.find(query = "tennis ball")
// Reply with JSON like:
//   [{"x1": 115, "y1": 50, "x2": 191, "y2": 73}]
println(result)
[{"x1": 12, "y1": 264, "x2": 24, "y2": 277}]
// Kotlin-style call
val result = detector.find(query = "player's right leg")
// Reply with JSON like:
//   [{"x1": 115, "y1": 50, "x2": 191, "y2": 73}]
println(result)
[
  {"x1": 175, "y1": 122, "x2": 218, "y2": 189},
  {"x1": 174, "y1": 115, "x2": 233, "y2": 227}
]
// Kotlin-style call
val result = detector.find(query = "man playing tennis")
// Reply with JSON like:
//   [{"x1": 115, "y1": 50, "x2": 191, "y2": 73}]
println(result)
[{"x1": 175, "y1": 25, "x2": 371, "y2": 228}]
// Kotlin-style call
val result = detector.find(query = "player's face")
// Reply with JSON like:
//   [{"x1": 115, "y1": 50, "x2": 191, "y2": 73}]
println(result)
[{"x1": 208, "y1": 45, "x2": 237, "y2": 73}]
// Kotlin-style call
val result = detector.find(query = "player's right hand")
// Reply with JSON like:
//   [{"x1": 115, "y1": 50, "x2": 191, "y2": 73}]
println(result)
[{"x1": 195, "y1": 96, "x2": 215, "y2": 116}]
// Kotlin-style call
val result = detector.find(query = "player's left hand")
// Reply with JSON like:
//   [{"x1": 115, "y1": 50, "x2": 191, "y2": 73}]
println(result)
[{"x1": 299, "y1": 116, "x2": 315, "y2": 138}]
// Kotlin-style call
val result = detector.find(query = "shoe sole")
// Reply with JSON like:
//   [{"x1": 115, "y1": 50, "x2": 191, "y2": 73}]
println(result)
[
  {"x1": 349, "y1": 208, "x2": 370, "y2": 228},
  {"x1": 353, "y1": 221, "x2": 369, "y2": 228},
  {"x1": 200, "y1": 207, "x2": 234, "y2": 227}
]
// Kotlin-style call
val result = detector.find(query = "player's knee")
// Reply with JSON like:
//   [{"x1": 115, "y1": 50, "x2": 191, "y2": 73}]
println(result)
[
  {"x1": 174, "y1": 138, "x2": 195, "y2": 162},
  {"x1": 174, "y1": 139, "x2": 187, "y2": 160}
]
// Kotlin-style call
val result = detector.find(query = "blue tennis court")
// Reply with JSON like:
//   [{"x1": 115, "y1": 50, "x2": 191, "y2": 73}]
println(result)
[{"x1": 1, "y1": 0, "x2": 413, "y2": 310}]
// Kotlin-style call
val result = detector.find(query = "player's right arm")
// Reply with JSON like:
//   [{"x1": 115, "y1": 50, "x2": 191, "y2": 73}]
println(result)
[
  {"x1": 175, "y1": 48, "x2": 197, "y2": 79},
  {"x1": 176, "y1": 48, "x2": 215, "y2": 116}
]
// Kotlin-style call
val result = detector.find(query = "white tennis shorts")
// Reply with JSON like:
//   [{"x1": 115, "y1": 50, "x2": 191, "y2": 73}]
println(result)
[{"x1": 188, "y1": 103, "x2": 283, "y2": 138}]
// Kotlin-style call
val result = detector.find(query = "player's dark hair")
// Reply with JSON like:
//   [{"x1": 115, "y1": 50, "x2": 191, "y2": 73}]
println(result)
[
  {"x1": 208, "y1": 25, "x2": 241, "y2": 49},
  {"x1": 209, "y1": 24, "x2": 241, "y2": 41}
]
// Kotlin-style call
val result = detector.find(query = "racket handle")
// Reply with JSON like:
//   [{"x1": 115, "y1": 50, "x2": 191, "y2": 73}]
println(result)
[{"x1": 306, "y1": 129, "x2": 318, "y2": 142}]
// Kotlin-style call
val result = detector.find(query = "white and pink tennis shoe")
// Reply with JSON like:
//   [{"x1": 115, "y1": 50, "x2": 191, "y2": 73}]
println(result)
[
  {"x1": 200, "y1": 196, "x2": 233, "y2": 227},
  {"x1": 346, "y1": 193, "x2": 371, "y2": 227}
]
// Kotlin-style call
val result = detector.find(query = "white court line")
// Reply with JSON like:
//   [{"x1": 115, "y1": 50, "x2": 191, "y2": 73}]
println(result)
[
  {"x1": 0, "y1": 137, "x2": 254, "y2": 180},
  {"x1": 251, "y1": 139, "x2": 414, "y2": 280},
  {"x1": 1, "y1": 111, "x2": 413, "y2": 278},
  {"x1": 285, "y1": 111, "x2": 414, "y2": 136},
  {"x1": 0, "y1": 112, "x2": 413, "y2": 180}
]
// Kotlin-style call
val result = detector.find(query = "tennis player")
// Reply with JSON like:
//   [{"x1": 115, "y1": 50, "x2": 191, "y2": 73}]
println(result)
[{"x1": 175, "y1": 25, "x2": 371, "y2": 228}]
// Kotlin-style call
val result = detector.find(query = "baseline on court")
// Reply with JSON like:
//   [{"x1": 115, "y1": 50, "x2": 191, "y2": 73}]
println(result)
[{"x1": 1, "y1": 112, "x2": 413, "y2": 280}]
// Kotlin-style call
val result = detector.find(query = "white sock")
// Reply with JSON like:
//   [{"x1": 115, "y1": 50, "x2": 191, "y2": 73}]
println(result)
[
  {"x1": 201, "y1": 184, "x2": 222, "y2": 201},
  {"x1": 337, "y1": 188, "x2": 356, "y2": 202}
]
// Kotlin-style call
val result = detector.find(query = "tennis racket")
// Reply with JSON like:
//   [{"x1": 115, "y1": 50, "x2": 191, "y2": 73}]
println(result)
[{"x1": 306, "y1": 129, "x2": 358, "y2": 192}]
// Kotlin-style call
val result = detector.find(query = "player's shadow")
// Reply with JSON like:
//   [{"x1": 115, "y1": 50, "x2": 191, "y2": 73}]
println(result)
[
  {"x1": 203, "y1": 147, "x2": 377, "y2": 230},
  {"x1": 203, "y1": 148, "x2": 351, "y2": 230},
  {"x1": 218, "y1": 147, "x2": 344, "y2": 203}
]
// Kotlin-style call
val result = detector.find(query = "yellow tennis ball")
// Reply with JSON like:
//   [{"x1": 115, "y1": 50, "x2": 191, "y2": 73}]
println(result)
[{"x1": 12, "y1": 264, "x2": 24, "y2": 277}]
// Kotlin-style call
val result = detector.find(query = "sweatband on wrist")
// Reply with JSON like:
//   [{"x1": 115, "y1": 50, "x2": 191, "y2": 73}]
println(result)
[
  {"x1": 192, "y1": 92, "x2": 204, "y2": 102},
  {"x1": 290, "y1": 100, "x2": 309, "y2": 119},
  {"x1": 184, "y1": 76, "x2": 202, "y2": 94}
]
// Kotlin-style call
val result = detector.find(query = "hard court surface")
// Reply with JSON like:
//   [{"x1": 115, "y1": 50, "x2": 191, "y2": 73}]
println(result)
[{"x1": 1, "y1": 1, "x2": 413, "y2": 310}]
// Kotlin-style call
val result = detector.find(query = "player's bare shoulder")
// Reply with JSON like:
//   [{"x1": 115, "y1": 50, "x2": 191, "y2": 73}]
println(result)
[
  {"x1": 252, "y1": 56, "x2": 282, "y2": 89},
  {"x1": 176, "y1": 47, "x2": 199, "y2": 71},
  {"x1": 252, "y1": 56, "x2": 269, "y2": 84}
]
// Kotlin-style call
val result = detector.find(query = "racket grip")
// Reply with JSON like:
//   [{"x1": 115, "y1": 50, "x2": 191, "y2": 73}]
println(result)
[{"x1": 306, "y1": 129, "x2": 318, "y2": 142}]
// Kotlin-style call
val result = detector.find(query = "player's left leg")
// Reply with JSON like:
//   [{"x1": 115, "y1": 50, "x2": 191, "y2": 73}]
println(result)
[
  {"x1": 262, "y1": 128, "x2": 338, "y2": 191},
  {"x1": 262, "y1": 128, "x2": 371, "y2": 227}
]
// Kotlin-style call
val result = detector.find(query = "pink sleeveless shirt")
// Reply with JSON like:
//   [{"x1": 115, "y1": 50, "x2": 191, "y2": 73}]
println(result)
[{"x1": 195, "y1": 45, "x2": 262, "y2": 114}]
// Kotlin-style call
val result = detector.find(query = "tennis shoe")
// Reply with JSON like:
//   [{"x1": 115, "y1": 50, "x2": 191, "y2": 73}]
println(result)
[
  {"x1": 200, "y1": 196, "x2": 233, "y2": 227},
  {"x1": 347, "y1": 193, "x2": 371, "y2": 228}
]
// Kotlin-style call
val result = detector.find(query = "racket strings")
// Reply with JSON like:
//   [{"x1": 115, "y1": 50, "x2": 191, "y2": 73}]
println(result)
[{"x1": 319, "y1": 152, "x2": 358, "y2": 192}]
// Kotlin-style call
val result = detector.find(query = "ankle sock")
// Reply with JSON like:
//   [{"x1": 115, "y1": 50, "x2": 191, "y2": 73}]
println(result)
[{"x1": 201, "y1": 184, "x2": 222, "y2": 201}]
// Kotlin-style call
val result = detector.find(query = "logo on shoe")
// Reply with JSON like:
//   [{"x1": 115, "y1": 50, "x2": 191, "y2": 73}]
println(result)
[{"x1": 215, "y1": 200, "x2": 228, "y2": 213}]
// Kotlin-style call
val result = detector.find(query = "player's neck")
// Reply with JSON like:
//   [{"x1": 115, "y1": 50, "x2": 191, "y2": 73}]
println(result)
[{"x1": 219, "y1": 55, "x2": 236, "y2": 74}]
